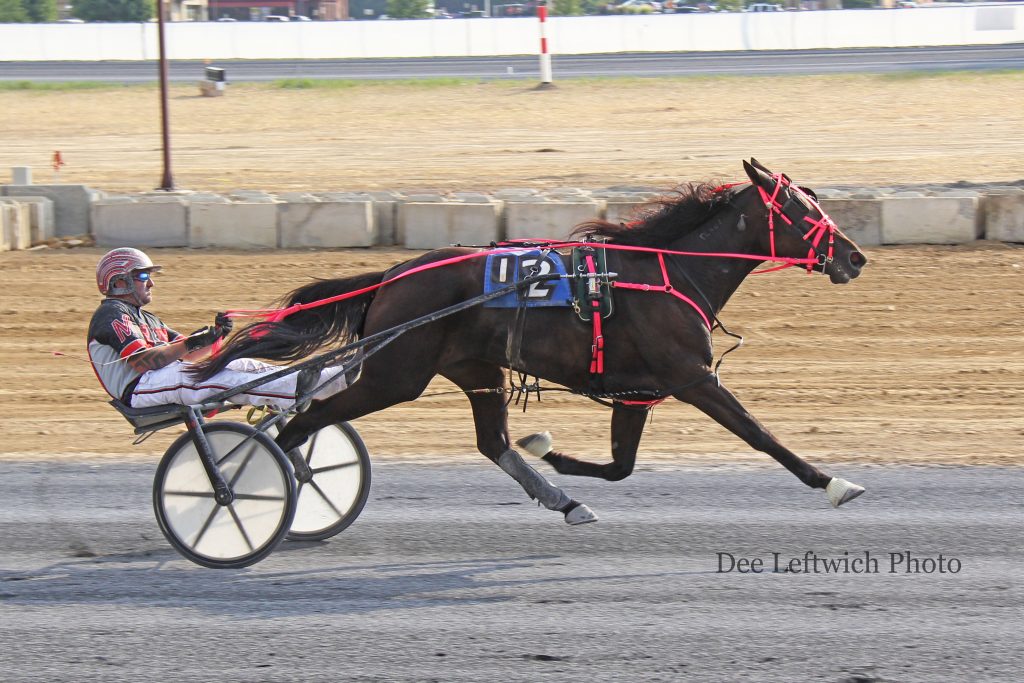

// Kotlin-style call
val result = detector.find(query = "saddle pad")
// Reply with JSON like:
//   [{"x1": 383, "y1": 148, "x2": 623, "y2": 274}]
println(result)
[{"x1": 483, "y1": 250, "x2": 573, "y2": 308}]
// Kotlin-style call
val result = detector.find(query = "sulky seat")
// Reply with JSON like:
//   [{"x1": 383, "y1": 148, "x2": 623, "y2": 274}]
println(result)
[{"x1": 109, "y1": 399, "x2": 232, "y2": 435}]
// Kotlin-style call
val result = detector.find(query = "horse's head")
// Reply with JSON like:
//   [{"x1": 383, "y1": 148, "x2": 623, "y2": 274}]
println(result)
[{"x1": 742, "y1": 158, "x2": 867, "y2": 284}]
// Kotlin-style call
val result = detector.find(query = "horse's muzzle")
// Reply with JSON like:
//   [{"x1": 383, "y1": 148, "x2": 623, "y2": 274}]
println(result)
[{"x1": 827, "y1": 249, "x2": 867, "y2": 284}]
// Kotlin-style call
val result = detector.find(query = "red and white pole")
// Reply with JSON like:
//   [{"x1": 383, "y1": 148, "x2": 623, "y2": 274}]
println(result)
[{"x1": 537, "y1": 4, "x2": 553, "y2": 87}]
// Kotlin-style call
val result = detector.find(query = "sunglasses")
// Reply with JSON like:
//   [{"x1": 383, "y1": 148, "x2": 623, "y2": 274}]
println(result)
[{"x1": 132, "y1": 271, "x2": 153, "y2": 283}]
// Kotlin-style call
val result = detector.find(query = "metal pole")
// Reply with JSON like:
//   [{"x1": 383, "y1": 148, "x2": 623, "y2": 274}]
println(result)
[
  {"x1": 156, "y1": 0, "x2": 175, "y2": 191},
  {"x1": 537, "y1": 3, "x2": 553, "y2": 88}
]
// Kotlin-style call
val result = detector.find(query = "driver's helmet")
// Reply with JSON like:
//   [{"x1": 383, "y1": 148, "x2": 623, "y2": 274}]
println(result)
[{"x1": 96, "y1": 247, "x2": 162, "y2": 296}]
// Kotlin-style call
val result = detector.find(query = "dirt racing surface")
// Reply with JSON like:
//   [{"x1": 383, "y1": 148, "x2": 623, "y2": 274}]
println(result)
[
  {"x1": 1, "y1": 73, "x2": 1022, "y2": 466},
  {"x1": 0, "y1": 73, "x2": 1022, "y2": 192},
  {"x1": 2, "y1": 244, "x2": 1022, "y2": 466}
]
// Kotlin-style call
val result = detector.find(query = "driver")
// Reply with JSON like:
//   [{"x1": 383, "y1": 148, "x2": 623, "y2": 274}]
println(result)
[{"x1": 87, "y1": 247, "x2": 346, "y2": 412}]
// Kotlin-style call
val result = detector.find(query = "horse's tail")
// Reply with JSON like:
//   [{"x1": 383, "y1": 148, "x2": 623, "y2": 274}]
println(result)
[{"x1": 189, "y1": 271, "x2": 385, "y2": 382}]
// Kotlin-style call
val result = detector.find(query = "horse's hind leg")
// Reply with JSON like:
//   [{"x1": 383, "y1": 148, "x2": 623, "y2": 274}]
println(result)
[
  {"x1": 275, "y1": 362, "x2": 435, "y2": 453},
  {"x1": 518, "y1": 402, "x2": 650, "y2": 481},
  {"x1": 674, "y1": 379, "x2": 865, "y2": 508},
  {"x1": 441, "y1": 361, "x2": 598, "y2": 525}
]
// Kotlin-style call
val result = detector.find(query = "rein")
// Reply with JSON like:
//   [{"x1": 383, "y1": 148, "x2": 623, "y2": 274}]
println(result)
[{"x1": 219, "y1": 177, "x2": 834, "y2": 326}]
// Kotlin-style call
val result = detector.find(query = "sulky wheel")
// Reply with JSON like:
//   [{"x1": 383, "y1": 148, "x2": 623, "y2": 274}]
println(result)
[
  {"x1": 264, "y1": 420, "x2": 372, "y2": 542},
  {"x1": 153, "y1": 422, "x2": 296, "y2": 569}
]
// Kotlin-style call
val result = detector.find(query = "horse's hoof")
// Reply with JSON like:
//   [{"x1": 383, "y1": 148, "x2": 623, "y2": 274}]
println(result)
[
  {"x1": 516, "y1": 431, "x2": 552, "y2": 458},
  {"x1": 563, "y1": 501, "x2": 598, "y2": 525},
  {"x1": 826, "y1": 477, "x2": 865, "y2": 508}
]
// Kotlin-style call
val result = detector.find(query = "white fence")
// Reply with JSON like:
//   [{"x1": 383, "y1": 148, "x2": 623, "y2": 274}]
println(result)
[{"x1": 0, "y1": 6, "x2": 1021, "y2": 61}]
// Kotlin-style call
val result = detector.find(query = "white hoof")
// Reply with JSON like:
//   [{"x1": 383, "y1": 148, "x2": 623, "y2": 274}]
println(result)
[
  {"x1": 564, "y1": 502, "x2": 598, "y2": 525},
  {"x1": 826, "y1": 477, "x2": 865, "y2": 508},
  {"x1": 516, "y1": 431, "x2": 552, "y2": 458}
]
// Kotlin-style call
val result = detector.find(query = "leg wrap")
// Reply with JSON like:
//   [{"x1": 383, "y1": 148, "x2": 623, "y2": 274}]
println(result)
[{"x1": 498, "y1": 449, "x2": 571, "y2": 511}]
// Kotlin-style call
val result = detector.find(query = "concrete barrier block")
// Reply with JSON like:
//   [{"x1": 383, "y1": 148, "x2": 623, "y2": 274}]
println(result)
[
  {"x1": 189, "y1": 199, "x2": 279, "y2": 248},
  {"x1": 819, "y1": 198, "x2": 882, "y2": 247},
  {"x1": 1, "y1": 184, "x2": 103, "y2": 237},
  {"x1": 92, "y1": 197, "x2": 188, "y2": 247},
  {"x1": 228, "y1": 190, "x2": 277, "y2": 203},
  {"x1": 505, "y1": 199, "x2": 605, "y2": 241},
  {"x1": 279, "y1": 199, "x2": 375, "y2": 248},
  {"x1": 604, "y1": 197, "x2": 656, "y2": 226},
  {"x1": 367, "y1": 191, "x2": 401, "y2": 246},
  {"x1": 880, "y1": 196, "x2": 981, "y2": 244},
  {"x1": 399, "y1": 201, "x2": 502, "y2": 250},
  {"x1": 0, "y1": 205, "x2": 12, "y2": 251},
  {"x1": 0, "y1": 196, "x2": 55, "y2": 244},
  {"x1": 494, "y1": 189, "x2": 540, "y2": 201},
  {"x1": 0, "y1": 199, "x2": 33, "y2": 249},
  {"x1": 982, "y1": 191, "x2": 1024, "y2": 243},
  {"x1": 11, "y1": 167, "x2": 31, "y2": 185}
]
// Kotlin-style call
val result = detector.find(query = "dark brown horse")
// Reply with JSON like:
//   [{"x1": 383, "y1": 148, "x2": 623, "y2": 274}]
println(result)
[{"x1": 193, "y1": 159, "x2": 868, "y2": 524}]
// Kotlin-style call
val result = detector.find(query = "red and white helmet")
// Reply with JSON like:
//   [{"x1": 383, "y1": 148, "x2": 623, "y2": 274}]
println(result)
[{"x1": 96, "y1": 248, "x2": 162, "y2": 296}]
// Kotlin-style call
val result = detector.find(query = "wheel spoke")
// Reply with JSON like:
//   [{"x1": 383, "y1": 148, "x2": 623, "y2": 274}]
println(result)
[
  {"x1": 163, "y1": 490, "x2": 216, "y2": 499},
  {"x1": 226, "y1": 504, "x2": 255, "y2": 553},
  {"x1": 226, "y1": 443, "x2": 260, "y2": 488},
  {"x1": 232, "y1": 492, "x2": 286, "y2": 502},
  {"x1": 310, "y1": 461, "x2": 359, "y2": 475},
  {"x1": 308, "y1": 479, "x2": 346, "y2": 518},
  {"x1": 192, "y1": 502, "x2": 224, "y2": 549},
  {"x1": 215, "y1": 433, "x2": 261, "y2": 467},
  {"x1": 305, "y1": 431, "x2": 319, "y2": 466}
]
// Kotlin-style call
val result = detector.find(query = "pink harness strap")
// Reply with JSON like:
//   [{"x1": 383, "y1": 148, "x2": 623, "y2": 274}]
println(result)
[
  {"x1": 612, "y1": 252, "x2": 711, "y2": 330},
  {"x1": 584, "y1": 254, "x2": 605, "y2": 376}
]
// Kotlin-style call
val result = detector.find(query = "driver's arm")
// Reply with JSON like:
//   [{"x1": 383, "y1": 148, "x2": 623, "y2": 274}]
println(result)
[
  {"x1": 125, "y1": 330, "x2": 219, "y2": 372},
  {"x1": 125, "y1": 338, "x2": 194, "y2": 373}
]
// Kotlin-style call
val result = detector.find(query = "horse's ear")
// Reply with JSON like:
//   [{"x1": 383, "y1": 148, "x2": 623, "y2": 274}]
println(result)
[
  {"x1": 743, "y1": 159, "x2": 771, "y2": 189},
  {"x1": 749, "y1": 157, "x2": 772, "y2": 174}
]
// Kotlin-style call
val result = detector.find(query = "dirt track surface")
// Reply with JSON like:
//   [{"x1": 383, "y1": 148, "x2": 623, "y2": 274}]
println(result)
[
  {"x1": 3, "y1": 244, "x2": 1022, "y2": 466},
  {"x1": 1, "y1": 73, "x2": 1023, "y2": 193}
]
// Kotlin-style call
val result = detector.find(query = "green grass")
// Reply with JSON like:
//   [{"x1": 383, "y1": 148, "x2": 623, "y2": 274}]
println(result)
[
  {"x1": 878, "y1": 68, "x2": 1024, "y2": 82},
  {"x1": 267, "y1": 69, "x2": 1024, "y2": 91},
  {"x1": 0, "y1": 81, "x2": 133, "y2": 91},
  {"x1": 271, "y1": 77, "x2": 490, "y2": 90},
  {"x1": 2, "y1": 69, "x2": 1020, "y2": 93}
]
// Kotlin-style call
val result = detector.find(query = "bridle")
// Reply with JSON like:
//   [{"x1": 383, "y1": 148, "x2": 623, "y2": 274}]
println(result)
[{"x1": 752, "y1": 173, "x2": 837, "y2": 275}]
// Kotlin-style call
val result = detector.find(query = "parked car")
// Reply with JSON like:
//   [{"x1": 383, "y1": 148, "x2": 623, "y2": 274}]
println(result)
[
  {"x1": 614, "y1": 0, "x2": 663, "y2": 13},
  {"x1": 290, "y1": 15, "x2": 312, "y2": 21},
  {"x1": 746, "y1": 3, "x2": 783, "y2": 11},
  {"x1": 264, "y1": 15, "x2": 291, "y2": 22}
]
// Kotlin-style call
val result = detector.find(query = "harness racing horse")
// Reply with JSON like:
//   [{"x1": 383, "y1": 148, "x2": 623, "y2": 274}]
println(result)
[{"x1": 192, "y1": 159, "x2": 868, "y2": 525}]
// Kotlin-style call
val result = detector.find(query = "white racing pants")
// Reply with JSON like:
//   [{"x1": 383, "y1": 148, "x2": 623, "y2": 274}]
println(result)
[{"x1": 130, "y1": 358, "x2": 348, "y2": 411}]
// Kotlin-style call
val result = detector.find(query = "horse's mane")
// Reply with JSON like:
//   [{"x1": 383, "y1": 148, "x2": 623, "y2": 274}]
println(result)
[{"x1": 573, "y1": 182, "x2": 733, "y2": 247}]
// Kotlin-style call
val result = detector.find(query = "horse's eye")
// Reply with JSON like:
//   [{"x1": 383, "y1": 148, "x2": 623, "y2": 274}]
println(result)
[{"x1": 798, "y1": 186, "x2": 818, "y2": 202}]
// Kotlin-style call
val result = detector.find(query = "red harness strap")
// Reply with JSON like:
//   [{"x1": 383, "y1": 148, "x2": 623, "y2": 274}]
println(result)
[
  {"x1": 611, "y1": 252, "x2": 711, "y2": 330},
  {"x1": 584, "y1": 253, "x2": 605, "y2": 377}
]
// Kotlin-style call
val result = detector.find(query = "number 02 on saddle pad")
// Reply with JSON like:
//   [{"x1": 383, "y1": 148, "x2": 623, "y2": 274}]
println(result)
[{"x1": 483, "y1": 250, "x2": 573, "y2": 309}]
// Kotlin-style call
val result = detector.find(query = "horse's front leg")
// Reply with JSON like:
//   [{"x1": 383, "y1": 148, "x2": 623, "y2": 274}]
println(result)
[
  {"x1": 517, "y1": 402, "x2": 649, "y2": 481},
  {"x1": 674, "y1": 378, "x2": 864, "y2": 507}
]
